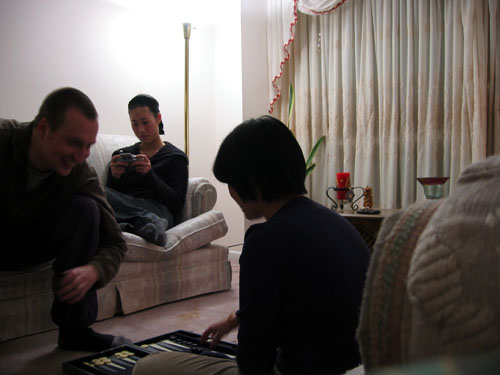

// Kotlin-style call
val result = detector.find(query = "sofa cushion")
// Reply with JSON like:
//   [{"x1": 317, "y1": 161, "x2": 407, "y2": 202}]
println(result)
[
  {"x1": 122, "y1": 210, "x2": 228, "y2": 262},
  {"x1": 407, "y1": 155, "x2": 500, "y2": 362}
]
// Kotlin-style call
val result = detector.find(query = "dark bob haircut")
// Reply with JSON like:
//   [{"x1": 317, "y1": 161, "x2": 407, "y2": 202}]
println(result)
[
  {"x1": 213, "y1": 115, "x2": 307, "y2": 202},
  {"x1": 128, "y1": 94, "x2": 165, "y2": 135},
  {"x1": 33, "y1": 87, "x2": 98, "y2": 131}
]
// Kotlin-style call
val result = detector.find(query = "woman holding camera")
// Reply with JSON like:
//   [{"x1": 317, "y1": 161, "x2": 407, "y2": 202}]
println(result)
[{"x1": 105, "y1": 94, "x2": 188, "y2": 246}]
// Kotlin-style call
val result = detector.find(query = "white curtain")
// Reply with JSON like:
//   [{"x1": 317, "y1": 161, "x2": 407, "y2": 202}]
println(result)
[{"x1": 268, "y1": 0, "x2": 499, "y2": 209}]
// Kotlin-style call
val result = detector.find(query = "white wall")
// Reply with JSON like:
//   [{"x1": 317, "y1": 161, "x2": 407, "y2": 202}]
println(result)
[
  {"x1": 211, "y1": 1, "x2": 245, "y2": 249},
  {"x1": 239, "y1": 0, "x2": 270, "y2": 233},
  {"x1": 241, "y1": 0, "x2": 270, "y2": 118},
  {"x1": 0, "y1": 0, "x2": 261, "y2": 247}
]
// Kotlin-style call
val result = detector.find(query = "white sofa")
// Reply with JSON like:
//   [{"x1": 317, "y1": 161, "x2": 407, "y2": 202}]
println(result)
[{"x1": 0, "y1": 134, "x2": 231, "y2": 342}]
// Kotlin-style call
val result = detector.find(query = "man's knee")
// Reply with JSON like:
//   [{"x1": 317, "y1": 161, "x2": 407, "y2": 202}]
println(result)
[
  {"x1": 61, "y1": 195, "x2": 100, "y2": 226},
  {"x1": 69, "y1": 195, "x2": 99, "y2": 214},
  {"x1": 49, "y1": 195, "x2": 101, "y2": 272},
  {"x1": 49, "y1": 195, "x2": 100, "y2": 246}
]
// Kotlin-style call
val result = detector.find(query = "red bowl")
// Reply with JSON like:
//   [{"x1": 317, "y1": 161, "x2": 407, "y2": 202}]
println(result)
[{"x1": 417, "y1": 177, "x2": 449, "y2": 185}]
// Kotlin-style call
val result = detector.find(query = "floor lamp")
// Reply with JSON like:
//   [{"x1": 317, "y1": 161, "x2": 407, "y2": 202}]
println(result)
[{"x1": 183, "y1": 23, "x2": 191, "y2": 158}]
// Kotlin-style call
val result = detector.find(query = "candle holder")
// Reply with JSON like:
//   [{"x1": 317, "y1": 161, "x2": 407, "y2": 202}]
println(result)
[{"x1": 326, "y1": 186, "x2": 365, "y2": 212}]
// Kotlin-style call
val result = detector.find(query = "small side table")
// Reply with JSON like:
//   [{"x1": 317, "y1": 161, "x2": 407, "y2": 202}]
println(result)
[{"x1": 339, "y1": 209, "x2": 399, "y2": 251}]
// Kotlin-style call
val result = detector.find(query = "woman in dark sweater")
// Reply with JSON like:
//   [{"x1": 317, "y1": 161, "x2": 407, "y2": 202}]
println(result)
[
  {"x1": 105, "y1": 94, "x2": 188, "y2": 246},
  {"x1": 132, "y1": 116, "x2": 369, "y2": 374}
]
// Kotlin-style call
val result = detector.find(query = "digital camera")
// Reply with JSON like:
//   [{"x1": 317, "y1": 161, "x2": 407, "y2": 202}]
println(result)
[{"x1": 117, "y1": 152, "x2": 139, "y2": 163}]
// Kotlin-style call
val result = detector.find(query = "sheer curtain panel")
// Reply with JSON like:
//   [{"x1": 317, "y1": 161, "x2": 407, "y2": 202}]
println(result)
[{"x1": 268, "y1": 0, "x2": 499, "y2": 209}]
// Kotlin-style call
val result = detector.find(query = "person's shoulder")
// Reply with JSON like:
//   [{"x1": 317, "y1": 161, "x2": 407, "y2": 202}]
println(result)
[
  {"x1": 243, "y1": 222, "x2": 277, "y2": 257},
  {"x1": 245, "y1": 219, "x2": 281, "y2": 245},
  {"x1": 0, "y1": 118, "x2": 26, "y2": 134},
  {"x1": 291, "y1": 196, "x2": 325, "y2": 209},
  {"x1": 280, "y1": 196, "x2": 335, "y2": 218},
  {"x1": 160, "y1": 141, "x2": 188, "y2": 159},
  {"x1": 245, "y1": 210, "x2": 297, "y2": 246},
  {"x1": 0, "y1": 119, "x2": 31, "y2": 157},
  {"x1": 271, "y1": 196, "x2": 349, "y2": 235},
  {"x1": 245, "y1": 220, "x2": 268, "y2": 235}
]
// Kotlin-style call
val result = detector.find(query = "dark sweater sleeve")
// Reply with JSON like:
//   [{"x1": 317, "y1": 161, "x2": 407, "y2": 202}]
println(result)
[
  {"x1": 142, "y1": 156, "x2": 188, "y2": 213},
  {"x1": 106, "y1": 146, "x2": 188, "y2": 214},
  {"x1": 105, "y1": 148, "x2": 129, "y2": 191},
  {"x1": 236, "y1": 226, "x2": 280, "y2": 374}
]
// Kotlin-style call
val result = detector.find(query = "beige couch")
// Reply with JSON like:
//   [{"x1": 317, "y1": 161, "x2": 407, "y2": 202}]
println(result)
[
  {"x1": 357, "y1": 155, "x2": 500, "y2": 371},
  {"x1": 0, "y1": 134, "x2": 232, "y2": 342}
]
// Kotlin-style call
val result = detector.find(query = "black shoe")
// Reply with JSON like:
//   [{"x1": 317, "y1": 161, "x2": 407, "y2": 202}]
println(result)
[{"x1": 58, "y1": 327, "x2": 132, "y2": 352}]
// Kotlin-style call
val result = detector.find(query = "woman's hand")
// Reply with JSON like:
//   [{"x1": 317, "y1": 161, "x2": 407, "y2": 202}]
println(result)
[
  {"x1": 132, "y1": 154, "x2": 151, "y2": 175},
  {"x1": 201, "y1": 312, "x2": 240, "y2": 349},
  {"x1": 110, "y1": 154, "x2": 129, "y2": 179}
]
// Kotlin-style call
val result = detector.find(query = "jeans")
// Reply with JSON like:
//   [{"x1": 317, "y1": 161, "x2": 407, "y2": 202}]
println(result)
[{"x1": 105, "y1": 187, "x2": 174, "y2": 230}]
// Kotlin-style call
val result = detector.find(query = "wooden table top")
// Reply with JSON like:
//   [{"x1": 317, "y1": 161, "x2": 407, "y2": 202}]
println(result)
[{"x1": 337, "y1": 208, "x2": 400, "y2": 219}]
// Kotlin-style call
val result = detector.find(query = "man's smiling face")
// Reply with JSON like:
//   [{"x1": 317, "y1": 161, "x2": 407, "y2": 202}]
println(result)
[{"x1": 34, "y1": 108, "x2": 98, "y2": 176}]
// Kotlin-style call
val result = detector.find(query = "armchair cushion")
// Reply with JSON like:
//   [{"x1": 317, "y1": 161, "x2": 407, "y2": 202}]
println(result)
[{"x1": 123, "y1": 210, "x2": 228, "y2": 262}]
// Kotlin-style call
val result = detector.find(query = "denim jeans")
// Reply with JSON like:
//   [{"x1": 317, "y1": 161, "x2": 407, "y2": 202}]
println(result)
[{"x1": 105, "y1": 187, "x2": 174, "y2": 229}]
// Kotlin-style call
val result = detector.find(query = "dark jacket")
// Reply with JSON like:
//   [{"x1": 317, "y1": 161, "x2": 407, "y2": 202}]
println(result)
[
  {"x1": 0, "y1": 118, "x2": 127, "y2": 287},
  {"x1": 106, "y1": 142, "x2": 188, "y2": 214},
  {"x1": 236, "y1": 196, "x2": 370, "y2": 375}
]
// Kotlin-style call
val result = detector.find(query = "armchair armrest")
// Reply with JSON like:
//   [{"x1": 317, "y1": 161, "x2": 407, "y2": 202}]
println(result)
[{"x1": 177, "y1": 177, "x2": 217, "y2": 224}]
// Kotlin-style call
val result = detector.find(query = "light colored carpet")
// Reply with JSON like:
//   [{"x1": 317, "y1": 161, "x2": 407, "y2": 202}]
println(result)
[
  {"x1": 0, "y1": 252, "x2": 366, "y2": 375},
  {"x1": 0, "y1": 256, "x2": 240, "y2": 375}
]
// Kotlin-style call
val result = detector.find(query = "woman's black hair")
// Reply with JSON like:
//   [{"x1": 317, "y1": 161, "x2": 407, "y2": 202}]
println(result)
[
  {"x1": 128, "y1": 94, "x2": 165, "y2": 134},
  {"x1": 213, "y1": 115, "x2": 307, "y2": 202}
]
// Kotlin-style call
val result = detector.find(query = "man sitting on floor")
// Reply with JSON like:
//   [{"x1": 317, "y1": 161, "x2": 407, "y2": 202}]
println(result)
[{"x1": 0, "y1": 87, "x2": 130, "y2": 351}]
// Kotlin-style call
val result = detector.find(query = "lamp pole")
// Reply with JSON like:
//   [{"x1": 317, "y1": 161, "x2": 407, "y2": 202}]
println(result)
[{"x1": 183, "y1": 23, "x2": 192, "y2": 158}]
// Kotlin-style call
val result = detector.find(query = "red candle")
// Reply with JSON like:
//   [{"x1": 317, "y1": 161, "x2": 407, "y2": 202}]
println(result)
[{"x1": 336, "y1": 172, "x2": 351, "y2": 200}]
